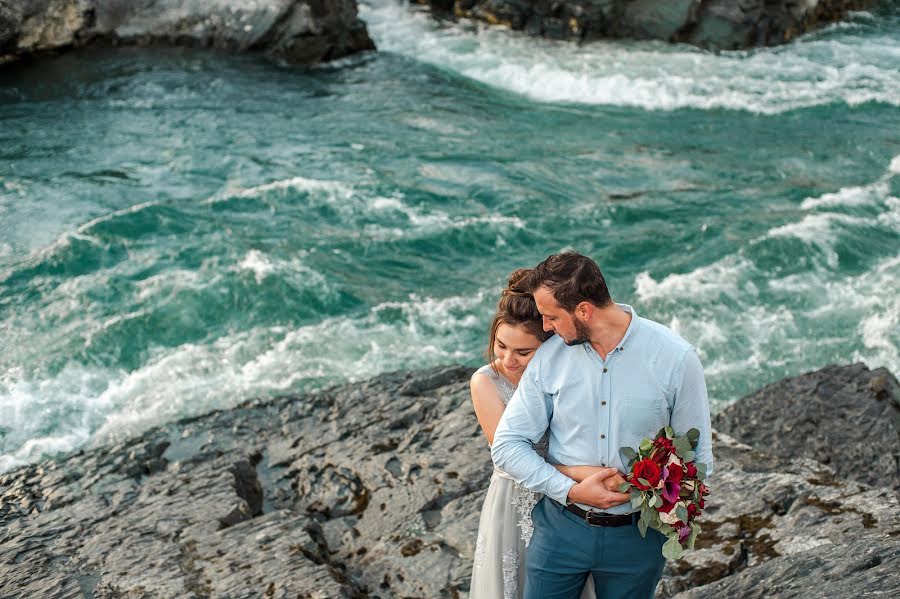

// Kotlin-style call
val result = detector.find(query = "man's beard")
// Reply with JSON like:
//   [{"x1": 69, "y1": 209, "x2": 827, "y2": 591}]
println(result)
[{"x1": 564, "y1": 318, "x2": 592, "y2": 346}]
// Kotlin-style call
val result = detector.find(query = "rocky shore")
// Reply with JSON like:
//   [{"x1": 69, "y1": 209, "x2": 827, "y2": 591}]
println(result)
[
  {"x1": 1, "y1": 362, "x2": 898, "y2": 597},
  {"x1": 419, "y1": 0, "x2": 882, "y2": 50},
  {"x1": 0, "y1": 0, "x2": 375, "y2": 67}
]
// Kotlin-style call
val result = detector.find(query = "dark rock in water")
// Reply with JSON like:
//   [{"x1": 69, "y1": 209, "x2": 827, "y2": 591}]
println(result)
[
  {"x1": 421, "y1": 0, "x2": 881, "y2": 49},
  {"x1": 1, "y1": 363, "x2": 898, "y2": 597},
  {"x1": 713, "y1": 363, "x2": 900, "y2": 495},
  {"x1": 0, "y1": 0, "x2": 375, "y2": 67}
]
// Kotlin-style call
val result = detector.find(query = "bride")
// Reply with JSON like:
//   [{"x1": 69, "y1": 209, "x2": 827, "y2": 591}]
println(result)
[{"x1": 469, "y1": 269, "x2": 596, "y2": 599}]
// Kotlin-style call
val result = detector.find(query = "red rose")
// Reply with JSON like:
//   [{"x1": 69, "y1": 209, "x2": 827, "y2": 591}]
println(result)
[
  {"x1": 651, "y1": 449, "x2": 668, "y2": 465},
  {"x1": 659, "y1": 499, "x2": 676, "y2": 513},
  {"x1": 687, "y1": 503, "x2": 700, "y2": 518},
  {"x1": 631, "y1": 458, "x2": 662, "y2": 490},
  {"x1": 685, "y1": 463, "x2": 698, "y2": 478},
  {"x1": 654, "y1": 436, "x2": 675, "y2": 450},
  {"x1": 652, "y1": 437, "x2": 675, "y2": 463}
]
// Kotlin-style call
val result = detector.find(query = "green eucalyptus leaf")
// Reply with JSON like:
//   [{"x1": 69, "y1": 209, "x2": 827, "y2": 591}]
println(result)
[
  {"x1": 682, "y1": 450, "x2": 696, "y2": 462},
  {"x1": 686, "y1": 428, "x2": 700, "y2": 442},
  {"x1": 631, "y1": 494, "x2": 644, "y2": 509},
  {"x1": 687, "y1": 522, "x2": 701, "y2": 549},
  {"x1": 620, "y1": 447, "x2": 638, "y2": 461},
  {"x1": 673, "y1": 438, "x2": 691, "y2": 456},
  {"x1": 662, "y1": 536, "x2": 684, "y2": 560},
  {"x1": 638, "y1": 517, "x2": 649, "y2": 537},
  {"x1": 619, "y1": 482, "x2": 632, "y2": 493},
  {"x1": 638, "y1": 478, "x2": 651, "y2": 487},
  {"x1": 696, "y1": 463, "x2": 708, "y2": 480},
  {"x1": 664, "y1": 426, "x2": 675, "y2": 439},
  {"x1": 676, "y1": 504, "x2": 689, "y2": 523}
]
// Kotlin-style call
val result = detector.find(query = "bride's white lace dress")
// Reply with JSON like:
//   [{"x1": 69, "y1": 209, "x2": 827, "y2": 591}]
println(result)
[{"x1": 469, "y1": 364, "x2": 595, "y2": 599}]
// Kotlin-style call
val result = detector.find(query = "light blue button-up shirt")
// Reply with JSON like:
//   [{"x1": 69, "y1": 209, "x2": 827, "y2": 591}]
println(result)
[{"x1": 491, "y1": 304, "x2": 714, "y2": 514}]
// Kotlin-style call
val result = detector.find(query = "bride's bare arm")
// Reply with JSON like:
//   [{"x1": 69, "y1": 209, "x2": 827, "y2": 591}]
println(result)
[
  {"x1": 470, "y1": 374, "x2": 506, "y2": 445},
  {"x1": 554, "y1": 465, "x2": 627, "y2": 490}
]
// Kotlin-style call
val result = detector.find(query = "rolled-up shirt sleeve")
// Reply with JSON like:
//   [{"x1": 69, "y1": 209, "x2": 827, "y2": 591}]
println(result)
[
  {"x1": 671, "y1": 347, "x2": 714, "y2": 477},
  {"x1": 491, "y1": 354, "x2": 576, "y2": 504}
]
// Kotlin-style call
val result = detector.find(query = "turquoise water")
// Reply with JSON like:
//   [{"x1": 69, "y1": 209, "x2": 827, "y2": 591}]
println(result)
[{"x1": 1, "y1": 1, "x2": 898, "y2": 473}]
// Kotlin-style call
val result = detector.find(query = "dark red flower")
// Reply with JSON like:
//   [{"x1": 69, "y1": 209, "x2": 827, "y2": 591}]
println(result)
[
  {"x1": 654, "y1": 436, "x2": 675, "y2": 453},
  {"x1": 631, "y1": 458, "x2": 662, "y2": 490},
  {"x1": 685, "y1": 463, "x2": 698, "y2": 478},
  {"x1": 659, "y1": 498, "x2": 677, "y2": 513},
  {"x1": 667, "y1": 465, "x2": 684, "y2": 483}
]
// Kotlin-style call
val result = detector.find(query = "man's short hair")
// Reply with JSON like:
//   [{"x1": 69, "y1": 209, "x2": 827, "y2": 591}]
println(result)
[{"x1": 527, "y1": 251, "x2": 612, "y2": 312}]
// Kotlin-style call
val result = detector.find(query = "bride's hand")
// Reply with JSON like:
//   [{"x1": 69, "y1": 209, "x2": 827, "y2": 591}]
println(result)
[
  {"x1": 603, "y1": 471, "x2": 627, "y2": 492},
  {"x1": 554, "y1": 464, "x2": 627, "y2": 487}
]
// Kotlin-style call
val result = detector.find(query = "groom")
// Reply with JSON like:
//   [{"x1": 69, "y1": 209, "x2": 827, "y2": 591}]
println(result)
[{"x1": 491, "y1": 251, "x2": 714, "y2": 599}]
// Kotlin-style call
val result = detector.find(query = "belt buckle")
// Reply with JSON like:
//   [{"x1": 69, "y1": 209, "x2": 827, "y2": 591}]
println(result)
[{"x1": 584, "y1": 510, "x2": 609, "y2": 527}]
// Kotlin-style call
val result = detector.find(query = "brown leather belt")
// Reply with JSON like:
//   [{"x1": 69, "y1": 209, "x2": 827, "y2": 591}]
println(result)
[{"x1": 563, "y1": 502, "x2": 636, "y2": 527}]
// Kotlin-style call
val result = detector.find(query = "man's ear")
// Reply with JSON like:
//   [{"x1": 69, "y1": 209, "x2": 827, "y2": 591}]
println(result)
[{"x1": 575, "y1": 301, "x2": 593, "y2": 321}]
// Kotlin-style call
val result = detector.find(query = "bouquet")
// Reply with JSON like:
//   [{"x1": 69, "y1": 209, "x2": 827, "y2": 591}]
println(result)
[{"x1": 618, "y1": 426, "x2": 709, "y2": 559}]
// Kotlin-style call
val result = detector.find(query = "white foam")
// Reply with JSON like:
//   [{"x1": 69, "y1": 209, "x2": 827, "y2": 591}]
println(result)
[
  {"x1": 890, "y1": 155, "x2": 900, "y2": 175},
  {"x1": 800, "y1": 181, "x2": 889, "y2": 210},
  {"x1": 206, "y1": 176, "x2": 523, "y2": 239},
  {"x1": 0, "y1": 289, "x2": 493, "y2": 472},
  {"x1": 801, "y1": 155, "x2": 899, "y2": 210},
  {"x1": 75, "y1": 200, "x2": 163, "y2": 235},
  {"x1": 634, "y1": 254, "x2": 755, "y2": 303},
  {"x1": 360, "y1": 1, "x2": 900, "y2": 114}
]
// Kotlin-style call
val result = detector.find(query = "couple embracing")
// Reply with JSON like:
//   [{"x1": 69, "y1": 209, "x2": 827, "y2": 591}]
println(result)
[{"x1": 469, "y1": 251, "x2": 714, "y2": 599}]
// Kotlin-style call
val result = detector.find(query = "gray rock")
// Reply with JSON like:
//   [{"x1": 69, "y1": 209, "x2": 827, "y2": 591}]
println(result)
[
  {"x1": 2, "y1": 363, "x2": 899, "y2": 597},
  {"x1": 0, "y1": 0, "x2": 375, "y2": 67},
  {"x1": 422, "y1": 0, "x2": 881, "y2": 50},
  {"x1": 673, "y1": 533, "x2": 900, "y2": 598},
  {"x1": 656, "y1": 430, "x2": 900, "y2": 597},
  {"x1": 713, "y1": 363, "x2": 900, "y2": 495}
]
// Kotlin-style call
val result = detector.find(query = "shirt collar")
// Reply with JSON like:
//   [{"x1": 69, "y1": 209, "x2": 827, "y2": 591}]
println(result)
[
  {"x1": 615, "y1": 303, "x2": 640, "y2": 351},
  {"x1": 579, "y1": 302, "x2": 640, "y2": 358}
]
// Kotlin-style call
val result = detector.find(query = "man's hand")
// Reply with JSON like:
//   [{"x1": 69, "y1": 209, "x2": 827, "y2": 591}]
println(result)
[{"x1": 566, "y1": 468, "x2": 630, "y2": 509}]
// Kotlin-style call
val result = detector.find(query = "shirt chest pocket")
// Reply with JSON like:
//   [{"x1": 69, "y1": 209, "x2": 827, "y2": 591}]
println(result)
[{"x1": 622, "y1": 395, "x2": 668, "y2": 440}]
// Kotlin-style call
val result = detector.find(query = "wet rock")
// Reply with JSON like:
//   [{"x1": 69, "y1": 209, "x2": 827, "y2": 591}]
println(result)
[
  {"x1": 421, "y1": 0, "x2": 881, "y2": 50},
  {"x1": 0, "y1": 0, "x2": 375, "y2": 67},
  {"x1": 714, "y1": 363, "x2": 900, "y2": 495}
]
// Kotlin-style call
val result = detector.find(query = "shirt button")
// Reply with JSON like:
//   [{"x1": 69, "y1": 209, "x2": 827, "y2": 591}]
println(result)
[
  {"x1": 602, "y1": 368, "x2": 608, "y2": 373},
  {"x1": 601, "y1": 462, "x2": 606, "y2": 467},
  {"x1": 601, "y1": 401, "x2": 607, "y2": 406},
  {"x1": 600, "y1": 434, "x2": 606, "y2": 439}
]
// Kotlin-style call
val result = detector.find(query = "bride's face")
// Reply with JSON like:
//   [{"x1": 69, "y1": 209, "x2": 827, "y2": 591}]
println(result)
[{"x1": 494, "y1": 323, "x2": 543, "y2": 375}]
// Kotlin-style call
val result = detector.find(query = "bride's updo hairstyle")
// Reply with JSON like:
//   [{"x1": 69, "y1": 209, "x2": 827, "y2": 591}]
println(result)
[{"x1": 485, "y1": 268, "x2": 553, "y2": 372}]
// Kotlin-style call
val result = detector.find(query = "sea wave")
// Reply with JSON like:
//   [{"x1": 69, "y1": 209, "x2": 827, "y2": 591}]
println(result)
[
  {"x1": 634, "y1": 154, "x2": 900, "y2": 392},
  {"x1": 0, "y1": 289, "x2": 491, "y2": 473},
  {"x1": 360, "y1": 1, "x2": 900, "y2": 114}
]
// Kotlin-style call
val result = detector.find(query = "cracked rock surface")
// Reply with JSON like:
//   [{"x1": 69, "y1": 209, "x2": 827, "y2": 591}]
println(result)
[{"x1": 1, "y1": 363, "x2": 899, "y2": 597}]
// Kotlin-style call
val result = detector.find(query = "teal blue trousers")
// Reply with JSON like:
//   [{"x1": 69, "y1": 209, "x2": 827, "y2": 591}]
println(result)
[{"x1": 525, "y1": 497, "x2": 667, "y2": 599}]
